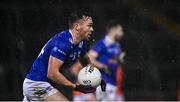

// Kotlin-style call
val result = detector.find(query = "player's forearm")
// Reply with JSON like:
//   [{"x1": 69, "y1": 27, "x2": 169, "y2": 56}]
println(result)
[
  {"x1": 90, "y1": 59, "x2": 107, "y2": 69},
  {"x1": 48, "y1": 72, "x2": 75, "y2": 88},
  {"x1": 48, "y1": 56, "x2": 76, "y2": 88},
  {"x1": 88, "y1": 51, "x2": 107, "y2": 69},
  {"x1": 71, "y1": 62, "x2": 82, "y2": 76}
]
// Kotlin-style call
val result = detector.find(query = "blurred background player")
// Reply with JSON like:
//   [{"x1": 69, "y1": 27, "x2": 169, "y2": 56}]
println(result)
[
  {"x1": 22, "y1": 10, "x2": 96, "y2": 101},
  {"x1": 88, "y1": 20, "x2": 125, "y2": 101}
]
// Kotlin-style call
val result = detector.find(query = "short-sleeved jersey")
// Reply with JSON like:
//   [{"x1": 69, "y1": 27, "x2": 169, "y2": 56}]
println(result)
[
  {"x1": 92, "y1": 36, "x2": 121, "y2": 85},
  {"x1": 26, "y1": 30, "x2": 87, "y2": 82}
]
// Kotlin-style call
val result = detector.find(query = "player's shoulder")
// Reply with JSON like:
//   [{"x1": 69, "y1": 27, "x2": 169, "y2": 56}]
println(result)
[
  {"x1": 55, "y1": 30, "x2": 71, "y2": 40},
  {"x1": 52, "y1": 30, "x2": 73, "y2": 48},
  {"x1": 56, "y1": 30, "x2": 72, "y2": 42},
  {"x1": 92, "y1": 38, "x2": 106, "y2": 49}
]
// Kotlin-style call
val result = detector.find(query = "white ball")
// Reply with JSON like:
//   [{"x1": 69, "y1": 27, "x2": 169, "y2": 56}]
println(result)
[{"x1": 78, "y1": 65, "x2": 101, "y2": 87}]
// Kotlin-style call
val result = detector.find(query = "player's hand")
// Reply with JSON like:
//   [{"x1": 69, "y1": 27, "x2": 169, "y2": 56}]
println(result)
[
  {"x1": 100, "y1": 80, "x2": 106, "y2": 92},
  {"x1": 119, "y1": 52, "x2": 126, "y2": 64},
  {"x1": 74, "y1": 85, "x2": 96, "y2": 93}
]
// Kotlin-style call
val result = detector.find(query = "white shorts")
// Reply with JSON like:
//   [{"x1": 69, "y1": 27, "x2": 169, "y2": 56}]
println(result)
[
  {"x1": 23, "y1": 78, "x2": 58, "y2": 101},
  {"x1": 73, "y1": 93, "x2": 95, "y2": 102},
  {"x1": 96, "y1": 83, "x2": 117, "y2": 101}
]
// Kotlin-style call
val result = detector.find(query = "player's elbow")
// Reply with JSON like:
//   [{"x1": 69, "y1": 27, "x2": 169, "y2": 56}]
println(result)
[
  {"x1": 47, "y1": 70, "x2": 56, "y2": 80},
  {"x1": 47, "y1": 72, "x2": 53, "y2": 80}
]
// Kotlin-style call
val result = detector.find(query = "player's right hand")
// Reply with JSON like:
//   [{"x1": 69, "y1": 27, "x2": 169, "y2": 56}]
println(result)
[
  {"x1": 119, "y1": 52, "x2": 126, "y2": 64},
  {"x1": 74, "y1": 85, "x2": 96, "y2": 93}
]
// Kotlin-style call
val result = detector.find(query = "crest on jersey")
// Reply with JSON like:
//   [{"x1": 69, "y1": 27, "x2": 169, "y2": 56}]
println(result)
[
  {"x1": 78, "y1": 41, "x2": 83, "y2": 48},
  {"x1": 69, "y1": 53, "x2": 73, "y2": 58}
]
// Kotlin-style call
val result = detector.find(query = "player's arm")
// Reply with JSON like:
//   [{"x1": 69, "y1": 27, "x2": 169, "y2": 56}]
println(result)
[
  {"x1": 48, "y1": 43, "x2": 95, "y2": 93},
  {"x1": 70, "y1": 60, "x2": 83, "y2": 76},
  {"x1": 47, "y1": 56, "x2": 95, "y2": 93},
  {"x1": 88, "y1": 50, "x2": 112, "y2": 74},
  {"x1": 47, "y1": 56, "x2": 76, "y2": 88},
  {"x1": 71, "y1": 55, "x2": 90, "y2": 76},
  {"x1": 87, "y1": 50, "x2": 107, "y2": 69},
  {"x1": 88, "y1": 41, "x2": 112, "y2": 75},
  {"x1": 88, "y1": 50, "x2": 107, "y2": 91}
]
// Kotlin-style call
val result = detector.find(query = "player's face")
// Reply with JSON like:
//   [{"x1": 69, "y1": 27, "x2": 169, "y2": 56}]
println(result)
[
  {"x1": 112, "y1": 26, "x2": 124, "y2": 42},
  {"x1": 78, "y1": 16, "x2": 93, "y2": 40}
]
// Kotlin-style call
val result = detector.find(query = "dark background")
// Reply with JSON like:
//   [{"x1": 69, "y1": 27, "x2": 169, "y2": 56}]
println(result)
[{"x1": 0, "y1": 0, "x2": 180, "y2": 101}]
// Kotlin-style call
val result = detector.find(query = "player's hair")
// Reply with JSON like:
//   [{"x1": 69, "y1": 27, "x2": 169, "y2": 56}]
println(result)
[
  {"x1": 68, "y1": 10, "x2": 93, "y2": 28},
  {"x1": 106, "y1": 20, "x2": 122, "y2": 33}
]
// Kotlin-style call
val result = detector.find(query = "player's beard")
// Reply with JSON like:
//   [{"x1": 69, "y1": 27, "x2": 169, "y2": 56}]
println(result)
[
  {"x1": 83, "y1": 32, "x2": 91, "y2": 41},
  {"x1": 114, "y1": 35, "x2": 122, "y2": 42},
  {"x1": 86, "y1": 34, "x2": 91, "y2": 41},
  {"x1": 78, "y1": 30, "x2": 86, "y2": 41}
]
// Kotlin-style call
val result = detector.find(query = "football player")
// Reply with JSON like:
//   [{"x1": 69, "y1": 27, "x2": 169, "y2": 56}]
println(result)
[{"x1": 23, "y1": 10, "x2": 103, "y2": 101}]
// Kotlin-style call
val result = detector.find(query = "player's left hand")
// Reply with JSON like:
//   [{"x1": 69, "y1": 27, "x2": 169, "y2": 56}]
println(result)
[
  {"x1": 74, "y1": 85, "x2": 96, "y2": 93},
  {"x1": 100, "y1": 80, "x2": 106, "y2": 92}
]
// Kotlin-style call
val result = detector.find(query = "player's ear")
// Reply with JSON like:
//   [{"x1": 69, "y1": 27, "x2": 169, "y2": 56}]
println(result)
[{"x1": 74, "y1": 23, "x2": 81, "y2": 31}]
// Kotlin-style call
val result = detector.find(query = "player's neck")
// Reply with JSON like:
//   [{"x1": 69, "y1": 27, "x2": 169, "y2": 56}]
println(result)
[
  {"x1": 107, "y1": 34, "x2": 115, "y2": 44},
  {"x1": 70, "y1": 29, "x2": 82, "y2": 45}
]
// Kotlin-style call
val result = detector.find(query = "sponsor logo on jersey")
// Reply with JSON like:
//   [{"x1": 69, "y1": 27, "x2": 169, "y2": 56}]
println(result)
[{"x1": 57, "y1": 49, "x2": 66, "y2": 56}]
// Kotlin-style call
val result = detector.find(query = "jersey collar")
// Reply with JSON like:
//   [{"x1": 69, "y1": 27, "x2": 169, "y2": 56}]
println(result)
[
  {"x1": 69, "y1": 29, "x2": 83, "y2": 46},
  {"x1": 69, "y1": 29, "x2": 74, "y2": 44},
  {"x1": 104, "y1": 35, "x2": 115, "y2": 46}
]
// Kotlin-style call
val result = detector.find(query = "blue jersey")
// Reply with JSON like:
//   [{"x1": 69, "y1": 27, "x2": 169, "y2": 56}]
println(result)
[
  {"x1": 92, "y1": 36, "x2": 121, "y2": 85},
  {"x1": 26, "y1": 30, "x2": 87, "y2": 82}
]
